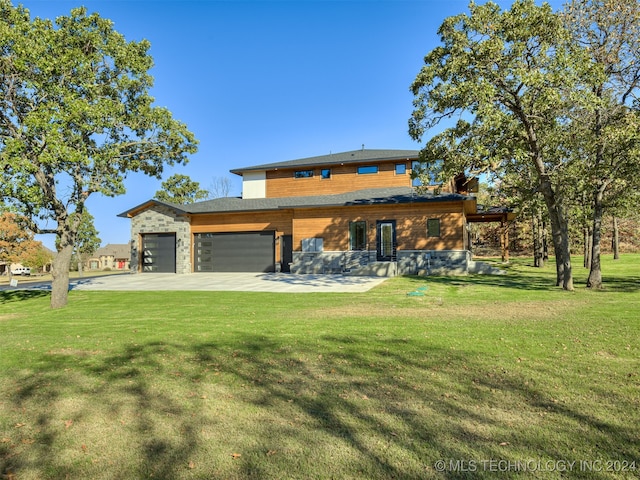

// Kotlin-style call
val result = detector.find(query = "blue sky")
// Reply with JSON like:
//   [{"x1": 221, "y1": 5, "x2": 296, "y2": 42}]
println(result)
[{"x1": 20, "y1": 0, "x2": 561, "y2": 250}]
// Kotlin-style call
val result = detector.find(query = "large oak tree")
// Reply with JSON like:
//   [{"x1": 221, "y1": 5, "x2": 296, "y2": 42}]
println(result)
[
  {"x1": 0, "y1": 4, "x2": 197, "y2": 307},
  {"x1": 563, "y1": 0, "x2": 640, "y2": 289},
  {"x1": 409, "y1": 0, "x2": 597, "y2": 290}
]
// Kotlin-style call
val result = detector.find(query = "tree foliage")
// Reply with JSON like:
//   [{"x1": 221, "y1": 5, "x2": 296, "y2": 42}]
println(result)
[
  {"x1": 0, "y1": 4, "x2": 197, "y2": 307},
  {"x1": 562, "y1": 0, "x2": 640, "y2": 288},
  {"x1": 54, "y1": 209, "x2": 101, "y2": 254},
  {"x1": 0, "y1": 210, "x2": 49, "y2": 271},
  {"x1": 154, "y1": 173, "x2": 209, "y2": 204},
  {"x1": 409, "y1": 0, "x2": 592, "y2": 290}
]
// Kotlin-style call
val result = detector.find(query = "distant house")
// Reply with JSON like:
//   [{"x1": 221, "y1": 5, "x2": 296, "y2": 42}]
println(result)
[
  {"x1": 88, "y1": 244, "x2": 131, "y2": 271},
  {"x1": 118, "y1": 149, "x2": 514, "y2": 276},
  {"x1": 1, "y1": 246, "x2": 55, "y2": 275}
]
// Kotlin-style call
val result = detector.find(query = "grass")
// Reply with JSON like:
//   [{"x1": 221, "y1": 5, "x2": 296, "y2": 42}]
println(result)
[{"x1": 0, "y1": 255, "x2": 638, "y2": 479}]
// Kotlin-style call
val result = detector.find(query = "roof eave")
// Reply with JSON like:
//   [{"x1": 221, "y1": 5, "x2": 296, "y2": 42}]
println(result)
[{"x1": 117, "y1": 199, "x2": 190, "y2": 218}]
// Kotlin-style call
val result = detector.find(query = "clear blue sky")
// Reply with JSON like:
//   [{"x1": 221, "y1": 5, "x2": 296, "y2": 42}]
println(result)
[{"x1": 20, "y1": 0, "x2": 561, "y2": 250}]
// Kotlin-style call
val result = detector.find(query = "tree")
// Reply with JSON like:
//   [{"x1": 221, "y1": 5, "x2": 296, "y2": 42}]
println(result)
[
  {"x1": 563, "y1": 0, "x2": 640, "y2": 289},
  {"x1": 154, "y1": 173, "x2": 209, "y2": 204},
  {"x1": 409, "y1": 0, "x2": 591, "y2": 290},
  {"x1": 0, "y1": 211, "x2": 45, "y2": 274},
  {"x1": 55, "y1": 209, "x2": 101, "y2": 272},
  {"x1": 23, "y1": 244, "x2": 54, "y2": 272},
  {"x1": 208, "y1": 176, "x2": 232, "y2": 199},
  {"x1": 0, "y1": 4, "x2": 197, "y2": 308}
]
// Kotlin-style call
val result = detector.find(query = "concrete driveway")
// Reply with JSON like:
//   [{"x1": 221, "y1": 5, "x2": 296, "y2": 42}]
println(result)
[{"x1": 63, "y1": 273, "x2": 388, "y2": 293}]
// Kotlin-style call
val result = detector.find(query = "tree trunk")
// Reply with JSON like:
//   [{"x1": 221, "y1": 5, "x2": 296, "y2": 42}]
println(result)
[
  {"x1": 539, "y1": 182, "x2": 573, "y2": 290},
  {"x1": 612, "y1": 216, "x2": 620, "y2": 260},
  {"x1": 584, "y1": 225, "x2": 592, "y2": 270},
  {"x1": 50, "y1": 226, "x2": 78, "y2": 309},
  {"x1": 587, "y1": 190, "x2": 605, "y2": 289},
  {"x1": 532, "y1": 214, "x2": 540, "y2": 267},
  {"x1": 533, "y1": 211, "x2": 544, "y2": 268},
  {"x1": 51, "y1": 244, "x2": 72, "y2": 308},
  {"x1": 542, "y1": 220, "x2": 549, "y2": 261}
]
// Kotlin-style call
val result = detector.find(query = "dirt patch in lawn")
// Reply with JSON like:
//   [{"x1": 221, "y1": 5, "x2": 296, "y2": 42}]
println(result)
[{"x1": 47, "y1": 347, "x2": 104, "y2": 357}]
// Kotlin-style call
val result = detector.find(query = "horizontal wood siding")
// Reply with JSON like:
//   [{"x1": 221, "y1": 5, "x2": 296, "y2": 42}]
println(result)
[
  {"x1": 188, "y1": 201, "x2": 466, "y2": 261},
  {"x1": 190, "y1": 210, "x2": 292, "y2": 235},
  {"x1": 265, "y1": 160, "x2": 413, "y2": 198},
  {"x1": 292, "y1": 202, "x2": 465, "y2": 252}
]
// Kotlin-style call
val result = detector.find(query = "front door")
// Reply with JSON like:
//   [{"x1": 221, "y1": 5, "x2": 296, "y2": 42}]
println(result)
[
  {"x1": 376, "y1": 220, "x2": 396, "y2": 261},
  {"x1": 281, "y1": 235, "x2": 293, "y2": 273}
]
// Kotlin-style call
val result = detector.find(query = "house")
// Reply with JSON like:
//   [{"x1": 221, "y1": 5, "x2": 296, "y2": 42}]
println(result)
[
  {"x1": 118, "y1": 149, "x2": 514, "y2": 276},
  {"x1": 87, "y1": 244, "x2": 131, "y2": 271}
]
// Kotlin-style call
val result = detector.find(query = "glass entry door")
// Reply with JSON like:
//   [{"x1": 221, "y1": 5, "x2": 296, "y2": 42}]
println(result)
[{"x1": 376, "y1": 220, "x2": 396, "y2": 261}]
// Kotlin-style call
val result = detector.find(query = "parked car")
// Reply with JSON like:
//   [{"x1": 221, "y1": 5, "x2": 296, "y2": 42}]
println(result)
[{"x1": 11, "y1": 267, "x2": 31, "y2": 276}]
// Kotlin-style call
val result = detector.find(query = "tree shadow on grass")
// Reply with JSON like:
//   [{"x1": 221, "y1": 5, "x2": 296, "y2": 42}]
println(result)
[
  {"x1": 404, "y1": 266, "x2": 640, "y2": 294},
  {"x1": 0, "y1": 290, "x2": 49, "y2": 304},
  {"x1": 2, "y1": 334, "x2": 637, "y2": 479}
]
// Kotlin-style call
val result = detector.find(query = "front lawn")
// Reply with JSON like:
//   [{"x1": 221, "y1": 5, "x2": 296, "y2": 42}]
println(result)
[{"x1": 1, "y1": 256, "x2": 638, "y2": 479}]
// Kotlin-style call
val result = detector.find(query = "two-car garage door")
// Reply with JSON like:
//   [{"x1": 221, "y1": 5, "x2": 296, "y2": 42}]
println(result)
[
  {"x1": 142, "y1": 231, "x2": 276, "y2": 273},
  {"x1": 194, "y1": 232, "x2": 275, "y2": 273}
]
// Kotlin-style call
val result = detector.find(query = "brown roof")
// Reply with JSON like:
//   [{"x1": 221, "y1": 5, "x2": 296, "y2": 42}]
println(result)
[{"x1": 94, "y1": 244, "x2": 130, "y2": 260}]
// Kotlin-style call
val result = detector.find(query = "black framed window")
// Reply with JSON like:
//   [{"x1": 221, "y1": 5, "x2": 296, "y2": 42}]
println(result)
[
  {"x1": 357, "y1": 165, "x2": 378, "y2": 175},
  {"x1": 349, "y1": 221, "x2": 367, "y2": 250},
  {"x1": 427, "y1": 218, "x2": 441, "y2": 237},
  {"x1": 395, "y1": 163, "x2": 407, "y2": 175},
  {"x1": 295, "y1": 170, "x2": 313, "y2": 178},
  {"x1": 321, "y1": 168, "x2": 331, "y2": 179}
]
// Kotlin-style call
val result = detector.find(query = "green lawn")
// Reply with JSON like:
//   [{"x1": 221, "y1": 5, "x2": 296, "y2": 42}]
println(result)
[{"x1": 1, "y1": 256, "x2": 638, "y2": 479}]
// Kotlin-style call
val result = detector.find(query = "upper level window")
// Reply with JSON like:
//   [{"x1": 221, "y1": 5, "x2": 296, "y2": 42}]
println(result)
[
  {"x1": 295, "y1": 170, "x2": 313, "y2": 178},
  {"x1": 357, "y1": 165, "x2": 378, "y2": 175},
  {"x1": 321, "y1": 168, "x2": 331, "y2": 179},
  {"x1": 395, "y1": 163, "x2": 407, "y2": 175}
]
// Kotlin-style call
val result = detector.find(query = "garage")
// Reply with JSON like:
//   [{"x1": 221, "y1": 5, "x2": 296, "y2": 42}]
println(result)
[
  {"x1": 194, "y1": 232, "x2": 275, "y2": 272},
  {"x1": 142, "y1": 233, "x2": 176, "y2": 273}
]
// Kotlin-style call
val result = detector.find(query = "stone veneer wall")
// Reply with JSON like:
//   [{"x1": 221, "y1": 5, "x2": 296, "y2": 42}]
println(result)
[
  {"x1": 290, "y1": 249, "x2": 471, "y2": 276},
  {"x1": 397, "y1": 250, "x2": 471, "y2": 275},
  {"x1": 129, "y1": 205, "x2": 191, "y2": 274}
]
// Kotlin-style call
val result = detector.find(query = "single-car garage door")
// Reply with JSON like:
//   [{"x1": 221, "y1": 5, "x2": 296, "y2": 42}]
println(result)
[
  {"x1": 142, "y1": 233, "x2": 176, "y2": 273},
  {"x1": 194, "y1": 232, "x2": 275, "y2": 272}
]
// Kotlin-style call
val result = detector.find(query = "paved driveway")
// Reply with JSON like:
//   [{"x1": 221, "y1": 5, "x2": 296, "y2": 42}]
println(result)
[{"x1": 64, "y1": 273, "x2": 388, "y2": 293}]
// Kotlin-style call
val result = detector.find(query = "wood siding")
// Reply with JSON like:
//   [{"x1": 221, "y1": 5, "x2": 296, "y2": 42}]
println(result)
[
  {"x1": 190, "y1": 210, "x2": 293, "y2": 235},
  {"x1": 292, "y1": 202, "x2": 466, "y2": 252},
  {"x1": 265, "y1": 160, "x2": 413, "y2": 198},
  {"x1": 188, "y1": 200, "x2": 467, "y2": 260}
]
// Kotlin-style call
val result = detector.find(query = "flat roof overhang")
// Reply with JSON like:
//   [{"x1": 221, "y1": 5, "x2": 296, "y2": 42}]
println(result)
[{"x1": 467, "y1": 211, "x2": 516, "y2": 223}]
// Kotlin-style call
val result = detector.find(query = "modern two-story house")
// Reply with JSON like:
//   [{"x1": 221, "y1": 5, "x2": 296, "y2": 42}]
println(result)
[{"x1": 118, "y1": 148, "x2": 513, "y2": 276}]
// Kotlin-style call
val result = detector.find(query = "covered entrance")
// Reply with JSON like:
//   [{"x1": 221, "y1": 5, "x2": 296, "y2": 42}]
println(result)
[{"x1": 194, "y1": 231, "x2": 275, "y2": 272}]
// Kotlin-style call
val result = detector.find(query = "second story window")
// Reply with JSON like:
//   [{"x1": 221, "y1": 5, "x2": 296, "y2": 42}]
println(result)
[
  {"x1": 357, "y1": 165, "x2": 378, "y2": 175},
  {"x1": 321, "y1": 168, "x2": 331, "y2": 179},
  {"x1": 295, "y1": 170, "x2": 313, "y2": 178}
]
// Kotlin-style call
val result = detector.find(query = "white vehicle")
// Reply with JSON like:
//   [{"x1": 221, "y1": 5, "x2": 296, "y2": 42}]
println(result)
[{"x1": 11, "y1": 267, "x2": 31, "y2": 276}]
